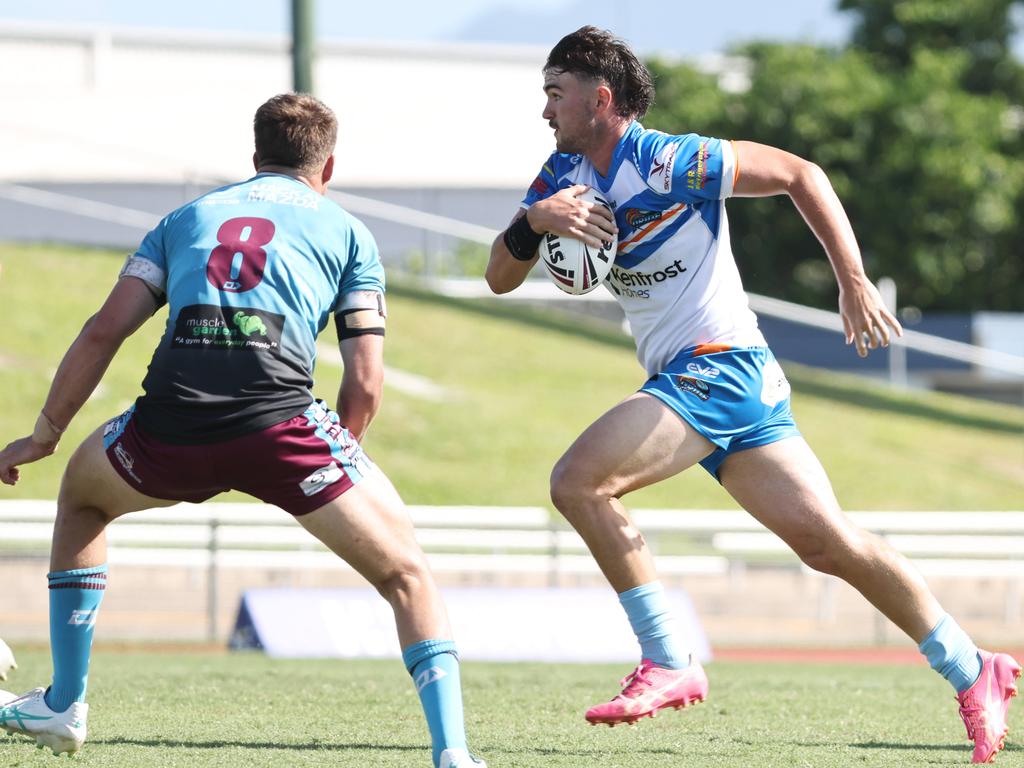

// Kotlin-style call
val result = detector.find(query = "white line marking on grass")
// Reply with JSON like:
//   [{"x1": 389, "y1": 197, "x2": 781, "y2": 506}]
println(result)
[{"x1": 316, "y1": 345, "x2": 453, "y2": 402}]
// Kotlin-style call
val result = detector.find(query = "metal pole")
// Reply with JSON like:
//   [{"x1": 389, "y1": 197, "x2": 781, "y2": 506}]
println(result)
[
  {"x1": 878, "y1": 277, "x2": 907, "y2": 388},
  {"x1": 291, "y1": 0, "x2": 315, "y2": 94}
]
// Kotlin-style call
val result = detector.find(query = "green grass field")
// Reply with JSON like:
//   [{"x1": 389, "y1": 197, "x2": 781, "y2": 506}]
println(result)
[
  {"x1": 2, "y1": 648, "x2": 1014, "y2": 767},
  {"x1": 0, "y1": 242, "x2": 1021, "y2": 509}
]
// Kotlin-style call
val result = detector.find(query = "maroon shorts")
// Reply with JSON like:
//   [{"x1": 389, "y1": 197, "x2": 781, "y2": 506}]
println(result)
[{"x1": 102, "y1": 400, "x2": 375, "y2": 515}]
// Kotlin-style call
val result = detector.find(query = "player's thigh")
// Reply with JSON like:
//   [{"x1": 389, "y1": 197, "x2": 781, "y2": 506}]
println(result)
[
  {"x1": 554, "y1": 391, "x2": 715, "y2": 498},
  {"x1": 58, "y1": 426, "x2": 177, "y2": 519},
  {"x1": 295, "y1": 466, "x2": 430, "y2": 586},
  {"x1": 718, "y1": 436, "x2": 856, "y2": 545}
]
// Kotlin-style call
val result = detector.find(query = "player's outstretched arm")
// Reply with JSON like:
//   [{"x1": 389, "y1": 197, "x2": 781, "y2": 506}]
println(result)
[
  {"x1": 337, "y1": 333, "x2": 384, "y2": 442},
  {"x1": 486, "y1": 185, "x2": 618, "y2": 294},
  {"x1": 0, "y1": 276, "x2": 159, "y2": 485},
  {"x1": 732, "y1": 140, "x2": 902, "y2": 358}
]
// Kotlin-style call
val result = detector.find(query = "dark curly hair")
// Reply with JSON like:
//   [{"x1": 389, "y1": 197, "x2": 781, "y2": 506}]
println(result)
[{"x1": 544, "y1": 26, "x2": 655, "y2": 120}]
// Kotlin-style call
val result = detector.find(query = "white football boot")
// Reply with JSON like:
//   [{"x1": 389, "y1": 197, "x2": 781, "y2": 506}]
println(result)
[
  {"x1": 439, "y1": 747, "x2": 487, "y2": 768},
  {"x1": 0, "y1": 638, "x2": 16, "y2": 681},
  {"x1": 0, "y1": 689, "x2": 16, "y2": 706},
  {"x1": 0, "y1": 687, "x2": 88, "y2": 756}
]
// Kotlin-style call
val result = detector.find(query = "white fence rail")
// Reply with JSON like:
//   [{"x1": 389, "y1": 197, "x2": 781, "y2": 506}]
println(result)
[{"x1": 3, "y1": 502, "x2": 1023, "y2": 640}]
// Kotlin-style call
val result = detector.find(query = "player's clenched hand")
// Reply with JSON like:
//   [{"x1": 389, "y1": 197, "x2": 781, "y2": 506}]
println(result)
[
  {"x1": 838, "y1": 278, "x2": 903, "y2": 358},
  {"x1": 0, "y1": 435, "x2": 57, "y2": 485},
  {"x1": 527, "y1": 184, "x2": 617, "y2": 249}
]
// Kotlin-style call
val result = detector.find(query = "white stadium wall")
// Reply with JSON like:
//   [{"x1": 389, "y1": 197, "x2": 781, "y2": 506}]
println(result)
[{"x1": 0, "y1": 21, "x2": 555, "y2": 187}]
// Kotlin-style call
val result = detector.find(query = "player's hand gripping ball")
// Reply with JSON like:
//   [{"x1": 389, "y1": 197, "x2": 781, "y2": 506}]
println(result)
[{"x1": 539, "y1": 188, "x2": 617, "y2": 295}]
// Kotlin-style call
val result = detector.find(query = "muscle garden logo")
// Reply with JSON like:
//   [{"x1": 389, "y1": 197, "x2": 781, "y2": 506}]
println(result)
[{"x1": 172, "y1": 305, "x2": 284, "y2": 352}]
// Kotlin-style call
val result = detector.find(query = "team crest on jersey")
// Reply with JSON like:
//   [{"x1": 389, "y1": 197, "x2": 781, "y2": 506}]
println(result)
[{"x1": 624, "y1": 209, "x2": 662, "y2": 228}]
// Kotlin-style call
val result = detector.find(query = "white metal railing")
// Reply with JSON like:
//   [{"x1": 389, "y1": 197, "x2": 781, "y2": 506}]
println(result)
[
  {"x1": 1, "y1": 180, "x2": 1021, "y2": 379},
  {"x1": 3, "y1": 502, "x2": 1023, "y2": 640}
]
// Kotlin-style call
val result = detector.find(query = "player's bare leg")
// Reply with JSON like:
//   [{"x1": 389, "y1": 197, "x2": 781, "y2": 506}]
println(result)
[
  {"x1": 297, "y1": 467, "x2": 484, "y2": 767},
  {"x1": 550, "y1": 392, "x2": 714, "y2": 725},
  {"x1": 720, "y1": 437, "x2": 1020, "y2": 763},
  {"x1": 550, "y1": 392, "x2": 714, "y2": 592},
  {"x1": 296, "y1": 467, "x2": 452, "y2": 646},
  {"x1": 718, "y1": 436, "x2": 942, "y2": 640},
  {"x1": 0, "y1": 427, "x2": 175, "y2": 755},
  {"x1": 51, "y1": 428, "x2": 177, "y2": 571}
]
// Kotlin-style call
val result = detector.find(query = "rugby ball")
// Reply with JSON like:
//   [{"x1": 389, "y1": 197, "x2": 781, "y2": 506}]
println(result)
[{"x1": 538, "y1": 188, "x2": 617, "y2": 295}]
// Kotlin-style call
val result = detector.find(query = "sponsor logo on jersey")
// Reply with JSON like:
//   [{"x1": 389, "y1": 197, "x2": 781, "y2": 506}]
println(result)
[
  {"x1": 530, "y1": 176, "x2": 549, "y2": 196},
  {"x1": 246, "y1": 182, "x2": 320, "y2": 210},
  {"x1": 674, "y1": 375, "x2": 711, "y2": 401},
  {"x1": 609, "y1": 259, "x2": 687, "y2": 289},
  {"x1": 299, "y1": 462, "x2": 344, "y2": 497},
  {"x1": 624, "y1": 209, "x2": 662, "y2": 228},
  {"x1": 171, "y1": 305, "x2": 284, "y2": 353},
  {"x1": 686, "y1": 362, "x2": 720, "y2": 379},
  {"x1": 198, "y1": 188, "x2": 242, "y2": 206},
  {"x1": 233, "y1": 311, "x2": 268, "y2": 337},
  {"x1": 649, "y1": 142, "x2": 679, "y2": 193},
  {"x1": 686, "y1": 141, "x2": 711, "y2": 192}
]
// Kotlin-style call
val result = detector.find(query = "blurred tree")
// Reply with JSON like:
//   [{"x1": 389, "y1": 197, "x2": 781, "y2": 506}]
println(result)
[
  {"x1": 644, "y1": 6, "x2": 1024, "y2": 311},
  {"x1": 839, "y1": 0, "x2": 1024, "y2": 97}
]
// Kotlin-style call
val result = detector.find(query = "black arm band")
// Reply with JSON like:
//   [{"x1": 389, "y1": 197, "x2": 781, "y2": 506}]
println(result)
[{"x1": 503, "y1": 213, "x2": 544, "y2": 262}]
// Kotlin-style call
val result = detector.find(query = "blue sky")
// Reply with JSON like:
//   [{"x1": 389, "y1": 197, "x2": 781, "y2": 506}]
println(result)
[
  {"x1": 0, "y1": 0, "x2": 1019, "y2": 58},
  {"x1": 0, "y1": 0, "x2": 874, "y2": 54}
]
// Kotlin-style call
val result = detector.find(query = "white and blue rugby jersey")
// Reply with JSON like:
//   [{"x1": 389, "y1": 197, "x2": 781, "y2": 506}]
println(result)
[
  {"x1": 123, "y1": 172, "x2": 385, "y2": 443},
  {"x1": 523, "y1": 122, "x2": 766, "y2": 376}
]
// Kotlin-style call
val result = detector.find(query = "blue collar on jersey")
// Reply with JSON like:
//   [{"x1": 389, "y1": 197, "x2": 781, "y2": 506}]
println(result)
[{"x1": 593, "y1": 121, "x2": 644, "y2": 192}]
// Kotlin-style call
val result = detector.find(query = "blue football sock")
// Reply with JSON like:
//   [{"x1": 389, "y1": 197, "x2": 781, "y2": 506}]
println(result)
[
  {"x1": 402, "y1": 639, "x2": 467, "y2": 767},
  {"x1": 619, "y1": 581, "x2": 689, "y2": 669},
  {"x1": 45, "y1": 565, "x2": 107, "y2": 713},
  {"x1": 919, "y1": 613, "x2": 982, "y2": 693}
]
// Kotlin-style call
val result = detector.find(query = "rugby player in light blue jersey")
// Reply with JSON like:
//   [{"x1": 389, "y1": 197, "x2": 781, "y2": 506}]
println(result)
[
  {"x1": 487, "y1": 27, "x2": 1018, "y2": 764},
  {"x1": 0, "y1": 93, "x2": 485, "y2": 768}
]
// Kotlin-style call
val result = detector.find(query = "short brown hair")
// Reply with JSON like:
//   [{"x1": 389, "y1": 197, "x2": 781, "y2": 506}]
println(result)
[
  {"x1": 545, "y1": 26, "x2": 655, "y2": 120},
  {"x1": 253, "y1": 93, "x2": 338, "y2": 175}
]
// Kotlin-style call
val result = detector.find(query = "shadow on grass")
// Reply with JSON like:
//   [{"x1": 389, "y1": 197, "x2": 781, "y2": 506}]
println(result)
[
  {"x1": 392, "y1": 282, "x2": 1022, "y2": 436},
  {"x1": 849, "y1": 740, "x2": 1022, "y2": 753},
  {"x1": 93, "y1": 737, "x2": 425, "y2": 751},
  {"x1": 787, "y1": 367, "x2": 1022, "y2": 435},
  {"x1": 93, "y1": 737, "x2": 686, "y2": 757}
]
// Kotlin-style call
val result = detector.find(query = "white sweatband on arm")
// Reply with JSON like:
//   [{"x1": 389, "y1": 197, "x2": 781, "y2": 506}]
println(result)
[
  {"x1": 119, "y1": 255, "x2": 167, "y2": 295},
  {"x1": 335, "y1": 290, "x2": 387, "y2": 340},
  {"x1": 720, "y1": 140, "x2": 738, "y2": 199}
]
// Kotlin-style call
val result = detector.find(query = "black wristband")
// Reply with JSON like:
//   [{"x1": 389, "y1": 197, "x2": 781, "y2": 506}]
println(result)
[{"x1": 503, "y1": 213, "x2": 544, "y2": 262}]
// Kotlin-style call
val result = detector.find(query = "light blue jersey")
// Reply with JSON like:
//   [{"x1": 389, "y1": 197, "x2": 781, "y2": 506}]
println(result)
[{"x1": 123, "y1": 173, "x2": 384, "y2": 443}]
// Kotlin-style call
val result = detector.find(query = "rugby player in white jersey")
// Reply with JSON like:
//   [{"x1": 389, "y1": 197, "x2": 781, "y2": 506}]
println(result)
[{"x1": 486, "y1": 26, "x2": 1018, "y2": 764}]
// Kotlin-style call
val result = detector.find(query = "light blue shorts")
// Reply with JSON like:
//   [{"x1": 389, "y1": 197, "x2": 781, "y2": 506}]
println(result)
[{"x1": 640, "y1": 345, "x2": 801, "y2": 479}]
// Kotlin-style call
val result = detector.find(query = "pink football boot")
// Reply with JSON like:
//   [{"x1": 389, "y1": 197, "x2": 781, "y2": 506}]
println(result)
[
  {"x1": 585, "y1": 658, "x2": 708, "y2": 726},
  {"x1": 957, "y1": 650, "x2": 1021, "y2": 763}
]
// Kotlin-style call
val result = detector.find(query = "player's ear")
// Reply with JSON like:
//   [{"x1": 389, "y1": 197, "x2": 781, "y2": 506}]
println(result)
[
  {"x1": 595, "y1": 84, "x2": 614, "y2": 114},
  {"x1": 322, "y1": 154, "x2": 335, "y2": 185},
  {"x1": 252, "y1": 152, "x2": 260, "y2": 172}
]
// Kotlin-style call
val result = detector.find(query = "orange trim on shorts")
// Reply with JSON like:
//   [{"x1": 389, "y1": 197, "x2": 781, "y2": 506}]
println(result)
[{"x1": 691, "y1": 343, "x2": 733, "y2": 357}]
